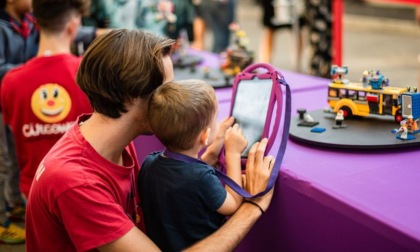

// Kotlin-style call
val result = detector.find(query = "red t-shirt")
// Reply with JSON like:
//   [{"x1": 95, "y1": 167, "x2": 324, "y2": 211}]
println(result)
[
  {"x1": 26, "y1": 115, "x2": 141, "y2": 251},
  {"x1": 0, "y1": 54, "x2": 92, "y2": 196}
]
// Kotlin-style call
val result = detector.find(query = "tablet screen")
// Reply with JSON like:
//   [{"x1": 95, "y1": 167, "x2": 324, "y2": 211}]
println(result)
[{"x1": 231, "y1": 77, "x2": 272, "y2": 157}]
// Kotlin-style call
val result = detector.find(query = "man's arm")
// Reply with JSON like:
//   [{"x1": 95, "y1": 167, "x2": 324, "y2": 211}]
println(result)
[
  {"x1": 186, "y1": 138, "x2": 275, "y2": 251},
  {"x1": 98, "y1": 226, "x2": 160, "y2": 252}
]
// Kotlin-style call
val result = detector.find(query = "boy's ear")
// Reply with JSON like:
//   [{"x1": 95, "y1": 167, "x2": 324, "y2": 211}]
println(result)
[{"x1": 200, "y1": 127, "x2": 211, "y2": 146}]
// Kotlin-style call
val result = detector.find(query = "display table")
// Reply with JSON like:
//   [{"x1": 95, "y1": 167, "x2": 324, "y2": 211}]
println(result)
[{"x1": 134, "y1": 50, "x2": 420, "y2": 251}]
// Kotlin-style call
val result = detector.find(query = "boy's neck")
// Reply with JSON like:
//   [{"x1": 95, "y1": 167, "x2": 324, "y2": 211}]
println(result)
[
  {"x1": 171, "y1": 143, "x2": 204, "y2": 160},
  {"x1": 37, "y1": 31, "x2": 72, "y2": 56},
  {"x1": 175, "y1": 149, "x2": 200, "y2": 159}
]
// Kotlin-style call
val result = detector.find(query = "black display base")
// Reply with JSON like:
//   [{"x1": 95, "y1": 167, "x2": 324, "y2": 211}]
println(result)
[
  {"x1": 174, "y1": 67, "x2": 233, "y2": 88},
  {"x1": 289, "y1": 109, "x2": 420, "y2": 149},
  {"x1": 172, "y1": 54, "x2": 203, "y2": 68}
]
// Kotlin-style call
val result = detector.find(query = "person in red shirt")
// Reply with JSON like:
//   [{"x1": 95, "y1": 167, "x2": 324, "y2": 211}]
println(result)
[
  {"x1": 26, "y1": 27, "x2": 275, "y2": 251},
  {"x1": 0, "y1": 0, "x2": 92, "y2": 198}
]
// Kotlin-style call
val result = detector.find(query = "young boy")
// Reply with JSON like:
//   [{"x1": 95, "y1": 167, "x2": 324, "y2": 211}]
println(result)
[
  {"x1": 0, "y1": 0, "x2": 37, "y2": 244},
  {"x1": 138, "y1": 80, "x2": 248, "y2": 251},
  {"x1": 1, "y1": 0, "x2": 93, "y2": 198}
]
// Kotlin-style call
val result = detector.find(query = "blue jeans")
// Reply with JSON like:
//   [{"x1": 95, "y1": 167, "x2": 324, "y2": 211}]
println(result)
[{"x1": 198, "y1": 0, "x2": 236, "y2": 53}]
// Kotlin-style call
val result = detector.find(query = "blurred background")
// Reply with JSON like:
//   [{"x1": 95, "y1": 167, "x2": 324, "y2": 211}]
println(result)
[{"x1": 229, "y1": 0, "x2": 420, "y2": 88}]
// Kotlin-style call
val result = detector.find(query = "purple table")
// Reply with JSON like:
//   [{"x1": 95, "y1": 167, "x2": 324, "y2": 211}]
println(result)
[{"x1": 134, "y1": 51, "x2": 420, "y2": 251}]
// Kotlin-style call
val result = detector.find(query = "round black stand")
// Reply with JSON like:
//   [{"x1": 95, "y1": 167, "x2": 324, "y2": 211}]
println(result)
[{"x1": 289, "y1": 109, "x2": 420, "y2": 149}]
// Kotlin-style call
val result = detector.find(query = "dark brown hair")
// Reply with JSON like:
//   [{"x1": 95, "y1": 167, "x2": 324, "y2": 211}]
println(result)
[
  {"x1": 77, "y1": 29, "x2": 174, "y2": 118},
  {"x1": 148, "y1": 80, "x2": 217, "y2": 151},
  {"x1": 33, "y1": 0, "x2": 90, "y2": 32}
]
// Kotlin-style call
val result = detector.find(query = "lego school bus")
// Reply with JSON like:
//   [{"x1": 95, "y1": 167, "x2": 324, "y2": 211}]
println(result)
[
  {"x1": 328, "y1": 82, "x2": 407, "y2": 122},
  {"x1": 327, "y1": 66, "x2": 420, "y2": 123}
]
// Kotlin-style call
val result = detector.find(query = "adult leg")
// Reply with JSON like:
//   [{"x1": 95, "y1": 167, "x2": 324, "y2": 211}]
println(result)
[
  {"x1": 0, "y1": 114, "x2": 25, "y2": 244},
  {"x1": 200, "y1": 1, "x2": 231, "y2": 53}
]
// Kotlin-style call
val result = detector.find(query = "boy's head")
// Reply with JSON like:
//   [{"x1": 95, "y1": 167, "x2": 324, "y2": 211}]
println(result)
[
  {"x1": 77, "y1": 29, "x2": 175, "y2": 118},
  {"x1": 33, "y1": 0, "x2": 90, "y2": 33},
  {"x1": 149, "y1": 80, "x2": 218, "y2": 151}
]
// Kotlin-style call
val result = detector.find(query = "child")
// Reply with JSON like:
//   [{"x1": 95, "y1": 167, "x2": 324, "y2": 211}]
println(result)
[
  {"x1": 138, "y1": 79, "x2": 248, "y2": 251},
  {"x1": 1, "y1": 0, "x2": 93, "y2": 199},
  {"x1": 0, "y1": 0, "x2": 37, "y2": 244}
]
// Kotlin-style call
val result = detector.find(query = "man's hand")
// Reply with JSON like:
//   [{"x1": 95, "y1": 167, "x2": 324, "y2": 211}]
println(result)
[{"x1": 245, "y1": 138, "x2": 275, "y2": 212}]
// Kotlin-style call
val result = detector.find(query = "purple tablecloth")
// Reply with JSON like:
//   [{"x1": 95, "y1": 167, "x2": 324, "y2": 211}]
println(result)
[{"x1": 134, "y1": 51, "x2": 420, "y2": 251}]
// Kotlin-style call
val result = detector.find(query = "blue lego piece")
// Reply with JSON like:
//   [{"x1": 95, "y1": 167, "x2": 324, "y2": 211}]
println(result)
[
  {"x1": 311, "y1": 127, "x2": 326, "y2": 133},
  {"x1": 401, "y1": 92, "x2": 420, "y2": 120},
  {"x1": 396, "y1": 134, "x2": 416, "y2": 140},
  {"x1": 410, "y1": 93, "x2": 420, "y2": 119}
]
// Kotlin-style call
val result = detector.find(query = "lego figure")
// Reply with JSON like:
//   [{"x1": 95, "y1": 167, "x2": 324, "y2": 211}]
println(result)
[
  {"x1": 405, "y1": 115, "x2": 419, "y2": 133},
  {"x1": 333, "y1": 109, "x2": 346, "y2": 129},
  {"x1": 398, "y1": 120, "x2": 408, "y2": 140}
]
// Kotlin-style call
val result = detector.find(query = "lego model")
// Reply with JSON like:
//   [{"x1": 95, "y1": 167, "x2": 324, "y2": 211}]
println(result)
[
  {"x1": 220, "y1": 29, "x2": 254, "y2": 77},
  {"x1": 171, "y1": 31, "x2": 203, "y2": 69},
  {"x1": 326, "y1": 66, "x2": 420, "y2": 124},
  {"x1": 362, "y1": 69, "x2": 389, "y2": 89},
  {"x1": 331, "y1": 65, "x2": 349, "y2": 84},
  {"x1": 297, "y1": 108, "x2": 319, "y2": 127}
]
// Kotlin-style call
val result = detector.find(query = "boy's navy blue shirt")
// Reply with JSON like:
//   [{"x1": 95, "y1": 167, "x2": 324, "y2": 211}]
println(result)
[
  {"x1": 0, "y1": 10, "x2": 39, "y2": 80},
  {"x1": 138, "y1": 152, "x2": 227, "y2": 252}
]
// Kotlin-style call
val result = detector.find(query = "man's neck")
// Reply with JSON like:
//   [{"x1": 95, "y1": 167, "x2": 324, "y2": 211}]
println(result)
[
  {"x1": 4, "y1": 6, "x2": 23, "y2": 22},
  {"x1": 37, "y1": 31, "x2": 72, "y2": 57}
]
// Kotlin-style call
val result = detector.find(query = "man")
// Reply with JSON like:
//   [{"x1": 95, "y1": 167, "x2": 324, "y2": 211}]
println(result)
[{"x1": 26, "y1": 28, "x2": 274, "y2": 251}]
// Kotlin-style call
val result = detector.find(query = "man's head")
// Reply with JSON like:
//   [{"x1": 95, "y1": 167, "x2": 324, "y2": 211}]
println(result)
[
  {"x1": 148, "y1": 80, "x2": 218, "y2": 151},
  {"x1": 77, "y1": 29, "x2": 175, "y2": 118},
  {"x1": 33, "y1": 0, "x2": 90, "y2": 33}
]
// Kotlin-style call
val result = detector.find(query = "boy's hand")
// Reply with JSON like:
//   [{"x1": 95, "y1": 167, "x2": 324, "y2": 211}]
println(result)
[
  {"x1": 201, "y1": 117, "x2": 235, "y2": 165},
  {"x1": 224, "y1": 124, "x2": 248, "y2": 155}
]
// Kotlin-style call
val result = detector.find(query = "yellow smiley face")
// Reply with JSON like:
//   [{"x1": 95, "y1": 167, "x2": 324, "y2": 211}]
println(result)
[{"x1": 31, "y1": 84, "x2": 72, "y2": 123}]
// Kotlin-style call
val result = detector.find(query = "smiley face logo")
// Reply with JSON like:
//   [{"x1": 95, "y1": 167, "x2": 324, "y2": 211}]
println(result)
[{"x1": 31, "y1": 83, "x2": 72, "y2": 123}]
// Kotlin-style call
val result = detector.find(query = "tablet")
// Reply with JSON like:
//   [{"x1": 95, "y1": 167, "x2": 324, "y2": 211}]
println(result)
[{"x1": 231, "y1": 77, "x2": 273, "y2": 157}]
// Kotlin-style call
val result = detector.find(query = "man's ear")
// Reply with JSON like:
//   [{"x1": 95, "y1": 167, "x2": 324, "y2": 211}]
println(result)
[
  {"x1": 66, "y1": 14, "x2": 81, "y2": 40},
  {"x1": 200, "y1": 127, "x2": 211, "y2": 146}
]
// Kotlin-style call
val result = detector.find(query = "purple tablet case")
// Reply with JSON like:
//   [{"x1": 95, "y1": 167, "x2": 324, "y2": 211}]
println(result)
[{"x1": 215, "y1": 63, "x2": 291, "y2": 198}]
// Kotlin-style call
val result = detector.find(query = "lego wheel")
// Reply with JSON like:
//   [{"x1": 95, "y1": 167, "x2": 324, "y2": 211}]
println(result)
[
  {"x1": 395, "y1": 113, "x2": 403, "y2": 124},
  {"x1": 340, "y1": 106, "x2": 353, "y2": 118}
]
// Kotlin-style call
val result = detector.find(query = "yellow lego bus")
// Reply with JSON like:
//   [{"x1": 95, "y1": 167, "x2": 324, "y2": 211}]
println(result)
[{"x1": 327, "y1": 82, "x2": 407, "y2": 122}]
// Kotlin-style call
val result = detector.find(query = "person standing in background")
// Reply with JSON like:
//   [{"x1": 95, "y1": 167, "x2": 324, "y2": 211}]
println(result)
[
  {"x1": 259, "y1": 0, "x2": 307, "y2": 72},
  {"x1": 306, "y1": 0, "x2": 332, "y2": 78},
  {"x1": 0, "y1": 0, "x2": 37, "y2": 243},
  {"x1": 192, "y1": 0, "x2": 237, "y2": 53},
  {"x1": 1, "y1": 0, "x2": 93, "y2": 201}
]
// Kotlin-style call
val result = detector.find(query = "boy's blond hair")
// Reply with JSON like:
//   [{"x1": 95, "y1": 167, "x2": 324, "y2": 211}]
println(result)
[{"x1": 149, "y1": 80, "x2": 217, "y2": 151}]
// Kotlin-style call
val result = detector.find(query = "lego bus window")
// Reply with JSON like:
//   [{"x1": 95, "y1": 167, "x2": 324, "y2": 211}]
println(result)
[
  {"x1": 329, "y1": 88, "x2": 338, "y2": 97},
  {"x1": 358, "y1": 91, "x2": 366, "y2": 101},
  {"x1": 348, "y1": 89, "x2": 357, "y2": 100},
  {"x1": 339, "y1": 89, "x2": 347, "y2": 98},
  {"x1": 231, "y1": 77, "x2": 272, "y2": 157}
]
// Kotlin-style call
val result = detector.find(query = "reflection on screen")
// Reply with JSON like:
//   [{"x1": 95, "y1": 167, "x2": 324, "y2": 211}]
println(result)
[{"x1": 231, "y1": 78, "x2": 272, "y2": 157}]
